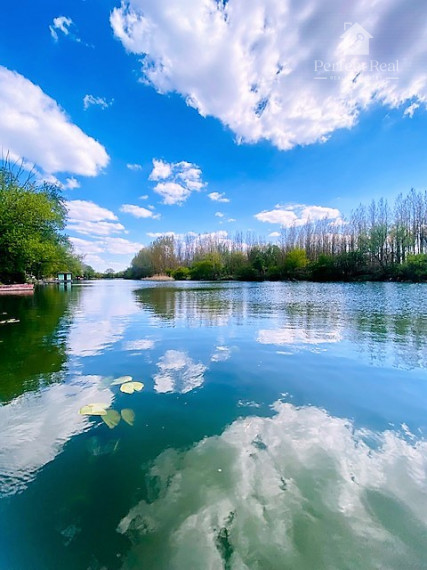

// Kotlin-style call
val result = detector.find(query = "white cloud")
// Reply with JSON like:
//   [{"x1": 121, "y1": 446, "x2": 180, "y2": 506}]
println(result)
[
  {"x1": 111, "y1": 0, "x2": 427, "y2": 151},
  {"x1": 153, "y1": 350, "x2": 207, "y2": 394},
  {"x1": 0, "y1": 66, "x2": 109, "y2": 176},
  {"x1": 149, "y1": 159, "x2": 206, "y2": 205},
  {"x1": 83, "y1": 95, "x2": 113, "y2": 110},
  {"x1": 215, "y1": 211, "x2": 224, "y2": 218},
  {"x1": 147, "y1": 231, "x2": 178, "y2": 239},
  {"x1": 120, "y1": 204, "x2": 160, "y2": 219},
  {"x1": 127, "y1": 163, "x2": 143, "y2": 171},
  {"x1": 63, "y1": 177, "x2": 80, "y2": 190},
  {"x1": 208, "y1": 192, "x2": 230, "y2": 203},
  {"x1": 227, "y1": 218, "x2": 236, "y2": 223},
  {"x1": 149, "y1": 159, "x2": 172, "y2": 181},
  {"x1": 139, "y1": 194, "x2": 149, "y2": 200},
  {"x1": 49, "y1": 16, "x2": 73, "y2": 41},
  {"x1": 403, "y1": 102, "x2": 420, "y2": 118},
  {"x1": 255, "y1": 204, "x2": 341, "y2": 227},
  {"x1": 70, "y1": 236, "x2": 143, "y2": 256},
  {"x1": 269, "y1": 231, "x2": 281, "y2": 238},
  {"x1": 67, "y1": 200, "x2": 125, "y2": 236}
]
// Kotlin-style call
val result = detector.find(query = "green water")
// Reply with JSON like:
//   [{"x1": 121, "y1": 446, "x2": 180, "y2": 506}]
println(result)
[{"x1": 0, "y1": 280, "x2": 426, "y2": 569}]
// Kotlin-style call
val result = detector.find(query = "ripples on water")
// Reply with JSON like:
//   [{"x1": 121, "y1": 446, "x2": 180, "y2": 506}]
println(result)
[{"x1": 0, "y1": 281, "x2": 426, "y2": 569}]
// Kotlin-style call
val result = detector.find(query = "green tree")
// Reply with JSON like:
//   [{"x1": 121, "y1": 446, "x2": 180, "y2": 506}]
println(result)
[{"x1": 0, "y1": 162, "x2": 79, "y2": 282}]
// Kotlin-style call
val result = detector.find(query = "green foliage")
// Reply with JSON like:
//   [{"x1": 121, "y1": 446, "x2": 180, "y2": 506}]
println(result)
[
  {"x1": 397, "y1": 254, "x2": 427, "y2": 282},
  {"x1": 171, "y1": 266, "x2": 190, "y2": 280},
  {"x1": 190, "y1": 260, "x2": 219, "y2": 280},
  {"x1": 283, "y1": 249, "x2": 308, "y2": 278},
  {"x1": 0, "y1": 162, "x2": 82, "y2": 282}
]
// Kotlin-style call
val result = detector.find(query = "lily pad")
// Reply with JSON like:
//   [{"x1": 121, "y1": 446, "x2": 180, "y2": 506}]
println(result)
[
  {"x1": 111, "y1": 376, "x2": 133, "y2": 386},
  {"x1": 102, "y1": 409, "x2": 121, "y2": 429},
  {"x1": 79, "y1": 403, "x2": 109, "y2": 416},
  {"x1": 120, "y1": 381, "x2": 144, "y2": 394},
  {"x1": 121, "y1": 409, "x2": 135, "y2": 426}
]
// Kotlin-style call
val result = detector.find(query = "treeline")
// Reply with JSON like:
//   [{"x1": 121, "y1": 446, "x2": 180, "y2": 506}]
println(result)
[
  {"x1": 0, "y1": 162, "x2": 83, "y2": 284},
  {"x1": 125, "y1": 188, "x2": 427, "y2": 282}
]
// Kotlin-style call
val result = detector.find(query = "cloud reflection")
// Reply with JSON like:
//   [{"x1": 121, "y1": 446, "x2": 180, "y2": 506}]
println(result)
[
  {"x1": 153, "y1": 350, "x2": 207, "y2": 394},
  {"x1": 118, "y1": 402, "x2": 427, "y2": 569},
  {"x1": 0, "y1": 376, "x2": 113, "y2": 497}
]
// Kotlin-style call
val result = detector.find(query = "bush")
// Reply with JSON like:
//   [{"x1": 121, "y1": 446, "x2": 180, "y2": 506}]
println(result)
[
  {"x1": 189, "y1": 260, "x2": 218, "y2": 280},
  {"x1": 172, "y1": 266, "x2": 190, "y2": 280},
  {"x1": 397, "y1": 254, "x2": 427, "y2": 282},
  {"x1": 236, "y1": 265, "x2": 260, "y2": 281}
]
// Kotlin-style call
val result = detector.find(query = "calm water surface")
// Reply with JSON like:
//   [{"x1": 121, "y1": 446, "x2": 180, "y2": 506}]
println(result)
[{"x1": 0, "y1": 280, "x2": 426, "y2": 569}]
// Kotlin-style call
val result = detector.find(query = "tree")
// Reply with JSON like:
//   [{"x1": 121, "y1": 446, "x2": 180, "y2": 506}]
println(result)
[{"x1": 0, "y1": 161, "x2": 80, "y2": 283}]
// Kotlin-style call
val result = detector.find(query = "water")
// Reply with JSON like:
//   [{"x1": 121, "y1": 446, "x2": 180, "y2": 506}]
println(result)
[{"x1": 0, "y1": 280, "x2": 426, "y2": 569}]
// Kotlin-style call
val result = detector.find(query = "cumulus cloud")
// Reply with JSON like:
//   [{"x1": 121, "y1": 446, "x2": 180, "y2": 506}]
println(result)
[
  {"x1": 149, "y1": 159, "x2": 206, "y2": 205},
  {"x1": 255, "y1": 204, "x2": 341, "y2": 227},
  {"x1": 153, "y1": 350, "x2": 207, "y2": 393},
  {"x1": 120, "y1": 204, "x2": 160, "y2": 219},
  {"x1": 83, "y1": 95, "x2": 113, "y2": 110},
  {"x1": 0, "y1": 66, "x2": 109, "y2": 176},
  {"x1": 70, "y1": 236, "x2": 143, "y2": 257},
  {"x1": 61, "y1": 177, "x2": 80, "y2": 190},
  {"x1": 208, "y1": 192, "x2": 230, "y2": 203},
  {"x1": 118, "y1": 401, "x2": 427, "y2": 569},
  {"x1": 111, "y1": 0, "x2": 427, "y2": 150},
  {"x1": 67, "y1": 200, "x2": 124, "y2": 236},
  {"x1": 215, "y1": 211, "x2": 224, "y2": 218}
]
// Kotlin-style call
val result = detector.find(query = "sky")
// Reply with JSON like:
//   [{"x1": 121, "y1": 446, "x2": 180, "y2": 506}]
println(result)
[{"x1": 0, "y1": 0, "x2": 426, "y2": 271}]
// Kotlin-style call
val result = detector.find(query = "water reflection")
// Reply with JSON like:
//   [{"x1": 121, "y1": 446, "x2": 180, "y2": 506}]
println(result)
[
  {"x1": 135, "y1": 282, "x2": 427, "y2": 369},
  {"x1": 0, "y1": 375, "x2": 113, "y2": 497},
  {"x1": 134, "y1": 284, "x2": 247, "y2": 327},
  {"x1": 67, "y1": 281, "x2": 139, "y2": 357},
  {"x1": 153, "y1": 350, "x2": 207, "y2": 394},
  {"x1": 0, "y1": 286, "x2": 75, "y2": 403},
  {"x1": 118, "y1": 401, "x2": 427, "y2": 570}
]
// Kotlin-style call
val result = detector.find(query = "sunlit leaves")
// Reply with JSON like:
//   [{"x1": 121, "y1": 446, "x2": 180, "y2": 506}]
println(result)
[
  {"x1": 79, "y1": 403, "x2": 109, "y2": 416},
  {"x1": 111, "y1": 376, "x2": 133, "y2": 386},
  {"x1": 121, "y1": 409, "x2": 135, "y2": 426},
  {"x1": 120, "y1": 381, "x2": 144, "y2": 394},
  {"x1": 102, "y1": 409, "x2": 121, "y2": 429}
]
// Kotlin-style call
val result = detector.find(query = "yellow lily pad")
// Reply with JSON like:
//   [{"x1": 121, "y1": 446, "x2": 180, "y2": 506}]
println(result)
[
  {"x1": 120, "y1": 381, "x2": 144, "y2": 394},
  {"x1": 79, "y1": 403, "x2": 109, "y2": 416},
  {"x1": 112, "y1": 375, "x2": 133, "y2": 386},
  {"x1": 121, "y1": 409, "x2": 135, "y2": 426},
  {"x1": 102, "y1": 409, "x2": 121, "y2": 429}
]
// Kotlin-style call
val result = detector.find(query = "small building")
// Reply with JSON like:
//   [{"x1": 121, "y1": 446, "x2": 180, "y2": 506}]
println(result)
[{"x1": 58, "y1": 272, "x2": 72, "y2": 283}]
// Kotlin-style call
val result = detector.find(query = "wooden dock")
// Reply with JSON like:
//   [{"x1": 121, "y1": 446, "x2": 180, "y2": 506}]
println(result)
[{"x1": 0, "y1": 284, "x2": 35, "y2": 295}]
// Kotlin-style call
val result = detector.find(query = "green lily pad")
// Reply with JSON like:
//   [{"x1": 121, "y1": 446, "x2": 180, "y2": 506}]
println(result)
[
  {"x1": 111, "y1": 376, "x2": 133, "y2": 386},
  {"x1": 121, "y1": 409, "x2": 135, "y2": 426},
  {"x1": 120, "y1": 381, "x2": 144, "y2": 394},
  {"x1": 102, "y1": 409, "x2": 121, "y2": 429},
  {"x1": 79, "y1": 403, "x2": 109, "y2": 416}
]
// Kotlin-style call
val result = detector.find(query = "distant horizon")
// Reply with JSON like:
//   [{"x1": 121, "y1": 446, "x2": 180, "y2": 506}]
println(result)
[{"x1": 1, "y1": 0, "x2": 426, "y2": 271}]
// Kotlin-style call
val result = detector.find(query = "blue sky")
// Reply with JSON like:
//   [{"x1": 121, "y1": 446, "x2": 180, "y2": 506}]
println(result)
[{"x1": 1, "y1": 0, "x2": 426, "y2": 270}]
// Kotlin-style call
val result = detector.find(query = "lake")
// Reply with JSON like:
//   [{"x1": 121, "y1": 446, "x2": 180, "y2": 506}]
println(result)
[{"x1": 0, "y1": 280, "x2": 426, "y2": 569}]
